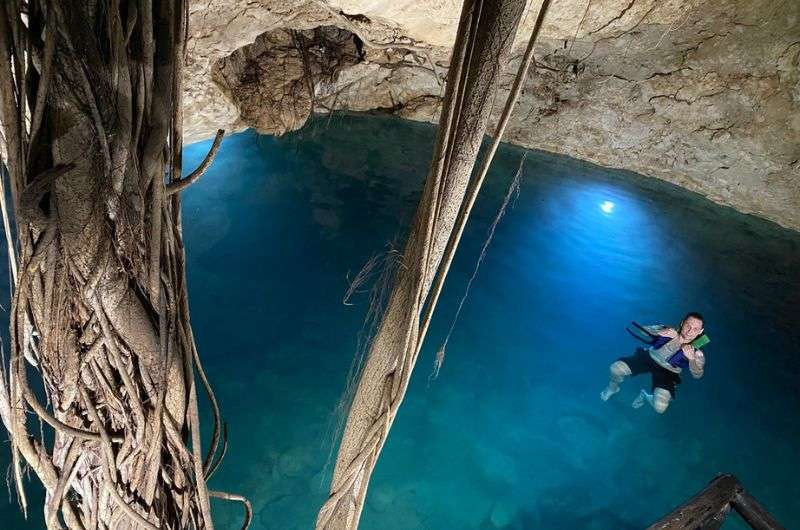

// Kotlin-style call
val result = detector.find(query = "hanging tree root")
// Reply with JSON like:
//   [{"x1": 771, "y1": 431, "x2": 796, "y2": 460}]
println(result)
[
  {"x1": 0, "y1": 2, "x2": 247, "y2": 529},
  {"x1": 166, "y1": 129, "x2": 225, "y2": 196},
  {"x1": 429, "y1": 153, "x2": 526, "y2": 383},
  {"x1": 316, "y1": 1, "x2": 554, "y2": 529}
]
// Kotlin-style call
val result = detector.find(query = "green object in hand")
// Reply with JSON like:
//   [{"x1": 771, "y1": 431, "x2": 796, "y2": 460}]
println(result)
[{"x1": 691, "y1": 334, "x2": 710, "y2": 349}]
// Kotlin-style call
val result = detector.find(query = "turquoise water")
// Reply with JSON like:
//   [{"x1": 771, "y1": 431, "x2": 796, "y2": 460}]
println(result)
[{"x1": 2, "y1": 114, "x2": 799, "y2": 528}]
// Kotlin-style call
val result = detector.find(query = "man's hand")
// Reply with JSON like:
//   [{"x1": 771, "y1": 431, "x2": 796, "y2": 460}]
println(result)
[
  {"x1": 688, "y1": 348, "x2": 705, "y2": 379},
  {"x1": 658, "y1": 327, "x2": 678, "y2": 338},
  {"x1": 683, "y1": 344, "x2": 697, "y2": 360},
  {"x1": 694, "y1": 350, "x2": 705, "y2": 367}
]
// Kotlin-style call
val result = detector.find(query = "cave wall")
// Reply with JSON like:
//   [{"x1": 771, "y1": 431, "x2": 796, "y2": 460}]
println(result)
[{"x1": 185, "y1": 0, "x2": 800, "y2": 231}]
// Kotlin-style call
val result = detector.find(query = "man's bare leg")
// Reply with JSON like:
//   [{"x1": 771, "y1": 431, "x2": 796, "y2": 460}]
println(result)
[
  {"x1": 601, "y1": 361, "x2": 632, "y2": 401},
  {"x1": 632, "y1": 388, "x2": 671, "y2": 413}
]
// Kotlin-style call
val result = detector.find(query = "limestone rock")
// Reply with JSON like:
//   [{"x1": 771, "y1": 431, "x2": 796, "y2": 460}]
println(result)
[
  {"x1": 213, "y1": 26, "x2": 362, "y2": 135},
  {"x1": 186, "y1": 0, "x2": 800, "y2": 231}
]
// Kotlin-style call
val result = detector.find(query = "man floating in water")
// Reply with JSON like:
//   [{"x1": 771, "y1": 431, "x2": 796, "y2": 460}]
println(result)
[{"x1": 601, "y1": 312, "x2": 707, "y2": 414}]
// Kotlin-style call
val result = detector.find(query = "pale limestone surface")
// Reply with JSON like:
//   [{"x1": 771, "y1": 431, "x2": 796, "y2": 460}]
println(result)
[{"x1": 186, "y1": 0, "x2": 800, "y2": 230}]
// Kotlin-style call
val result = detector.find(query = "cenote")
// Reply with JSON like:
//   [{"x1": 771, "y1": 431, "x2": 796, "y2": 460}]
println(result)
[{"x1": 2, "y1": 114, "x2": 799, "y2": 529}]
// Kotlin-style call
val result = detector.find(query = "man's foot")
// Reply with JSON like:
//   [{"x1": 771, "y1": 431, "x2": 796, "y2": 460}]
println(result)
[
  {"x1": 600, "y1": 386, "x2": 619, "y2": 401},
  {"x1": 631, "y1": 390, "x2": 647, "y2": 409}
]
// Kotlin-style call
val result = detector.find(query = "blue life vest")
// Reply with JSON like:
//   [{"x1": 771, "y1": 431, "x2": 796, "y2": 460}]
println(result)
[{"x1": 650, "y1": 335, "x2": 690, "y2": 369}]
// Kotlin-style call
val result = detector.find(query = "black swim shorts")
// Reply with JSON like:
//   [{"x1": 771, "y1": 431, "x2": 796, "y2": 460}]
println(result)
[{"x1": 619, "y1": 348, "x2": 682, "y2": 398}]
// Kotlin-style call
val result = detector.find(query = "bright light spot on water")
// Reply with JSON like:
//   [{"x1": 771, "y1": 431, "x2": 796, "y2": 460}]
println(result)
[{"x1": 600, "y1": 200, "x2": 615, "y2": 214}]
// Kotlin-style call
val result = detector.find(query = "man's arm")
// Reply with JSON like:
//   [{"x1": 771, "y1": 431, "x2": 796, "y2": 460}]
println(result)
[
  {"x1": 688, "y1": 349, "x2": 705, "y2": 379},
  {"x1": 644, "y1": 324, "x2": 677, "y2": 338}
]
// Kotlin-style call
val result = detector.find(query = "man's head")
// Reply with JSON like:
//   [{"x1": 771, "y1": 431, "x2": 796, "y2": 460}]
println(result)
[{"x1": 679, "y1": 312, "x2": 704, "y2": 342}]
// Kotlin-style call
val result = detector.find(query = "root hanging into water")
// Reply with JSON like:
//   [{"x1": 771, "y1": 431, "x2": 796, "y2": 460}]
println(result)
[
  {"x1": 320, "y1": 241, "x2": 403, "y2": 488},
  {"x1": 342, "y1": 250, "x2": 389, "y2": 306},
  {"x1": 428, "y1": 345, "x2": 446, "y2": 383},
  {"x1": 428, "y1": 154, "x2": 526, "y2": 383},
  {"x1": 317, "y1": 0, "x2": 552, "y2": 525},
  {"x1": 342, "y1": 241, "x2": 405, "y2": 400},
  {"x1": 0, "y1": 2, "x2": 246, "y2": 528}
]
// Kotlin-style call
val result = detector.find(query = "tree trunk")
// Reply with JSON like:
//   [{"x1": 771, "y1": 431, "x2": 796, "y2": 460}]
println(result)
[
  {"x1": 0, "y1": 2, "x2": 240, "y2": 528},
  {"x1": 316, "y1": 0, "x2": 526, "y2": 528}
]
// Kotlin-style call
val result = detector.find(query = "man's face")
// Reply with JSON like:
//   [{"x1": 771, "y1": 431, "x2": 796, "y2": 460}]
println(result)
[{"x1": 680, "y1": 316, "x2": 704, "y2": 341}]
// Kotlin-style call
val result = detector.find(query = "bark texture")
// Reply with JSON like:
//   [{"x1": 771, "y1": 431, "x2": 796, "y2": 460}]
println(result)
[
  {"x1": 0, "y1": 2, "x2": 242, "y2": 528},
  {"x1": 316, "y1": 0, "x2": 526, "y2": 528}
]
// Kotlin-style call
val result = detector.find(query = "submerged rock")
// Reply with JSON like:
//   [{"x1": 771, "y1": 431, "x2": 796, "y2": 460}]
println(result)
[
  {"x1": 277, "y1": 444, "x2": 318, "y2": 477},
  {"x1": 489, "y1": 499, "x2": 516, "y2": 528}
]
